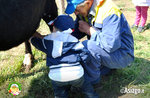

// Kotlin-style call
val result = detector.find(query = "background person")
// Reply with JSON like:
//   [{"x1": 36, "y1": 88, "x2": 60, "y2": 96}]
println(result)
[{"x1": 132, "y1": 0, "x2": 150, "y2": 32}]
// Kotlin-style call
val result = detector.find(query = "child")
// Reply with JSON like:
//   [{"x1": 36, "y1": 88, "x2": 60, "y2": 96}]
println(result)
[
  {"x1": 31, "y1": 15, "x2": 99, "y2": 98},
  {"x1": 132, "y1": 0, "x2": 150, "y2": 32}
]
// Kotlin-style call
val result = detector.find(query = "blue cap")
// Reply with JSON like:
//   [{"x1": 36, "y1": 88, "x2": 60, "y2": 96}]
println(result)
[
  {"x1": 65, "y1": 0, "x2": 85, "y2": 14},
  {"x1": 53, "y1": 15, "x2": 75, "y2": 31}
]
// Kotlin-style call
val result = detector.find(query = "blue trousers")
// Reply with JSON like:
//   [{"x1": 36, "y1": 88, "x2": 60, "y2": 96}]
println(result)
[
  {"x1": 82, "y1": 40, "x2": 134, "y2": 84},
  {"x1": 51, "y1": 76, "x2": 99, "y2": 98}
]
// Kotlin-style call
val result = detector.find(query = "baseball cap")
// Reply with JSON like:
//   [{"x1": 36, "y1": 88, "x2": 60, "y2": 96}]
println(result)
[
  {"x1": 65, "y1": 0, "x2": 85, "y2": 14},
  {"x1": 48, "y1": 15, "x2": 75, "y2": 31}
]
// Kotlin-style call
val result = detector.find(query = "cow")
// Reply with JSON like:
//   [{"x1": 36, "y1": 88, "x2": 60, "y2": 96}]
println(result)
[
  {"x1": 0, "y1": 0, "x2": 58, "y2": 71},
  {"x1": 58, "y1": 0, "x2": 65, "y2": 14},
  {"x1": 23, "y1": 1, "x2": 67, "y2": 72}
]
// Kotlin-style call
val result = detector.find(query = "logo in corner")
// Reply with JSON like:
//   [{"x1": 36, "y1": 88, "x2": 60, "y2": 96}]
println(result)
[{"x1": 8, "y1": 82, "x2": 21, "y2": 96}]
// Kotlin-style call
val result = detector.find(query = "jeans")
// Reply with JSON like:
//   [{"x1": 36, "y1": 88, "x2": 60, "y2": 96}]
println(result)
[
  {"x1": 51, "y1": 76, "x2": 99, "y2": 98},
  {"x1": 52, "y1": 76, "x2": 84, "y2": 98}
]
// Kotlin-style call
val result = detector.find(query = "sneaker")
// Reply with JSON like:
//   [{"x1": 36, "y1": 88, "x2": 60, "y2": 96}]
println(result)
[
  {"x1": 131, "y1": 24, "x2": 138, "y2": 29},
  {"x1": 137, "y1": 26, "x2": 144, "y2": 33},
  {"x1": 101, "y1": 66, "x2": 111, "y2": 76},
  {"x1": 131, "y1": 24, "x2": 138, "y2": 32}
]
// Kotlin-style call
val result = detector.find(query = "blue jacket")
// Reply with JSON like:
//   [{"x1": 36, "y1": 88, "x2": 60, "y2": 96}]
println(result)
[
  {"x1": 31, "y1": 31, "x2": 90, "y2": 67},
  {"x1": 31, "y1": 30, "x2": 90, "y2": 82},
  {"x1": 71, "y1": 0, "x2": 134, "y2": 82}
]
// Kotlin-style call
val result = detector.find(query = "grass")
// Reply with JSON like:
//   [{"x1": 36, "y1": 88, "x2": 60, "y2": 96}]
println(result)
[{"x1": 0, "y1": 0, "x2": 150, "y2": 98}]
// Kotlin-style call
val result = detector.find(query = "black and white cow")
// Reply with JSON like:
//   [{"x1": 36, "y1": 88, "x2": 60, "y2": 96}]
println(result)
[{"x1": 0, "y1": 0, "x2": 58, "y2": 71}]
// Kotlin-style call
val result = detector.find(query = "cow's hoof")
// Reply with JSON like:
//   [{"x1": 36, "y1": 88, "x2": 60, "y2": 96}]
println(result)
[
  {"x1": 24, "y1": 64, "x2": 32, "y2": 73},
  {"x1": 23, "y1": 53, "x2": 34, "y2": 72}
]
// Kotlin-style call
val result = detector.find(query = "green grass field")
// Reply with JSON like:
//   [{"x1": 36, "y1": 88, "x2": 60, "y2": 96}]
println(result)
[{"x1": 0, "y1": 0, "x2": 150, "y2": 98}]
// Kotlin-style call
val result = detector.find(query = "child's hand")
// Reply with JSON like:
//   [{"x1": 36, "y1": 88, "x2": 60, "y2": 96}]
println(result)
[{"x1": 33, "y1": 32, "x2": 44, "y2": 38}]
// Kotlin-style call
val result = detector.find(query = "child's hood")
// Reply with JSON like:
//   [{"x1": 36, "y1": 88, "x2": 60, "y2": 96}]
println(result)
[
  {"x1": 43, "y1": 29, "x2": 84, "y2": 58},
  {"x1": 44, "y1": 28, "x2": 78, "y2": 42}
]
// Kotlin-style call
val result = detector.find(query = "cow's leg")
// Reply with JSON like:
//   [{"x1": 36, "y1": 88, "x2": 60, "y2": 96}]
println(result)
[
  {"x1": 58, "y1": 0, "x2": 65, "y2": 14},
  {"x1": 23, "y1": 40, "x2": 34, "y2": 72}
]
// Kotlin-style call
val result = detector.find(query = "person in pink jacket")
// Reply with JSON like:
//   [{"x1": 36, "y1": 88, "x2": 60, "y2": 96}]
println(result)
[{"x1": 132, "y1": 0, "x2": 150, "y2": 32}]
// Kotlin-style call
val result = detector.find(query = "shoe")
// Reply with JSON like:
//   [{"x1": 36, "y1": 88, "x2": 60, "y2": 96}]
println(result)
[
  {"x1": 100, "y1": 66, "x2": 117, "y2": 76},
  {"x1": 131, "y1": 24, "x2": 138, "y2": 29},
  {"x1": 137, "y1": 26, "x2": 144, "y2": 33},
  {"x1": 131, "y1": 24, "x2": 138, "y2": 32},
  {"x1": 101, "y1": 66, "x2": 111, "y2": 76}
]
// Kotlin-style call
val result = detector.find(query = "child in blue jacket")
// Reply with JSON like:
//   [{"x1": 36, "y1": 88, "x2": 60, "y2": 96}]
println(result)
[{"x1": 31, "y1": 15, "x2": 99, "y2": 98}]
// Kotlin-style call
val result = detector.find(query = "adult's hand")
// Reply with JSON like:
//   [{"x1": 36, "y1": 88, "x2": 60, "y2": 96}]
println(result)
[
  {"x1": 78, "y1": 20, "x2": 96, "y2": 36},
  {"x1": 78, "y1": 20, "x2": 91, "y2": 35}
]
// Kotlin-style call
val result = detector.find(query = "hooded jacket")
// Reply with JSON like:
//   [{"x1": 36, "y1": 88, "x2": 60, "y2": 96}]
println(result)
[{"x1": 31, "y1": 29, "x2": 90, "y2": 82}]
